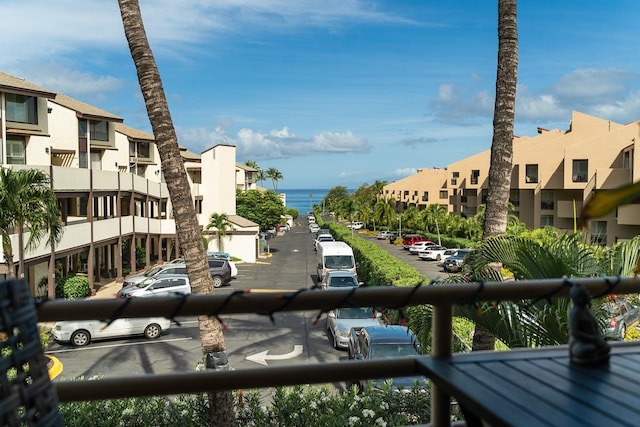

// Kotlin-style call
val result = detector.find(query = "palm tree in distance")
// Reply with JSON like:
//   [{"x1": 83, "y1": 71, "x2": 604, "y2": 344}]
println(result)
[
  {"x1": 374, "y1": 197, "x2": 396, "y2": 230},
  {"x1": 265, "y1": 167, "x2": 283, "y2": 191},
  {"x1": 245, "y1": 160, "x2": 259, "y2": 169},
  {"x1": 205, "y1": 213, "x2": 234, "y2": 252},
  {"x1": 117, "y1": 1, "x2": 233, "y2": 424},
  {"x1": 0, "y1": 168, "x2": 63, "y2": 288},
  {"x1": 256, "y1": 169, "x2": 267, "y2": 188}
]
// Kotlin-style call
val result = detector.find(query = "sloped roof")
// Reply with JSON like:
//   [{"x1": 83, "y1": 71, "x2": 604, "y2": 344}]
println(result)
[
  {"x1": 115, "y1": 123, "x2": 155, "y2": 141},
  {"x1": 0, "y1": 71, "x2": 56, "y2": 98},
  {"x1": 50, "y1": 93, "x2": 123, "y2": 122},
  {"x1": 236, "y1": 162, "x2": 258, "y2": 172},
  {"x1": 228, "y1": 215, "x2": 258, "y2": 228}
]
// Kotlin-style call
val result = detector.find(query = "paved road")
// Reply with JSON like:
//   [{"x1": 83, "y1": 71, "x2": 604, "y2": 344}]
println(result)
[{"x1": 48, "y1": 222, "x2": 448, "y2": 381}]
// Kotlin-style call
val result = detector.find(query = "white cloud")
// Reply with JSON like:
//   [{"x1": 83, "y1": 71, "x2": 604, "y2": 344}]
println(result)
[
  {"x1": 392, "y1": 167, "x2": 418, "y2": 177},
  {"x1": 178, "y1": 126, "x2": 369, "y2": 159},
  {"x1": 550, "y1": 68, "x2": 634, "y2": 104}
]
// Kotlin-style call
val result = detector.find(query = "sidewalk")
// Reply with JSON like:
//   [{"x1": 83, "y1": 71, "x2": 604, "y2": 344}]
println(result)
[{"x1": 92, "y1": 279, "x2": 121, "y2": 299}]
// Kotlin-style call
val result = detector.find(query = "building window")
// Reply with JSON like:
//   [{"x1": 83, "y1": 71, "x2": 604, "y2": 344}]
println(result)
[
  {"x1": 510, "y1": 189, "x2": 520, "y2": 208},
  {"x1": 572, "y1": 159, "x2": 588, "y2": 182},
  {"x1": 525, "y1": 164, "x2": 539, "y2": 183},
  {"x1": 90, "y1": 151, "x2": 102, "y2": 170},
  {"x1": 540, "y1": 215, "x2": 554, "y2": 227},
  {"x1": 471, "y1": 170, "x2": 480, "y2": 185},
  {"x1": 422, "y1": 192, "x2": 429, "y2": 202},
  {"x1": 623, "y1": 148, "x2": 634, "y2": 172},
  {"x1": 6, "y1": 93, "x2": 37, "y2": 124},
  {"x1": 404, "y1": 190, "x2": 409, "y2": 197},
  {"x1": 6, "y1": 137, "x2": 26, "y2": 164},
  {"x1": 90, "y1": 120, "x2": 109, "y2": 141},
  {"x1": 541, "y1": 190, "x2": 554, "y2": 210},
  {"x1": 590, "y1": 220, "x2": 607, "y2": 245},
  {"x1": 481, "y1": 189, "x2": 488, "y2": 204},
  {"x1": 439, "y1": 190, "x2": 448, "y2": 199},
  {"x1": 451, "y1": 171, "x2": 459, "y2": 186}
]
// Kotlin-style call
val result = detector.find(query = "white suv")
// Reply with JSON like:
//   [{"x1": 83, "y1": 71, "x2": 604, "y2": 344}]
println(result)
[{"x1": 348, "y1": 221, "x2": 364, "y2": 230}]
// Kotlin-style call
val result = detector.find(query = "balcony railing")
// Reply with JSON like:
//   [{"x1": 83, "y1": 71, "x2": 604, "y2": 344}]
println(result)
[{"x1": 33, "y1": 275, "x2": 640, "y2": 426}]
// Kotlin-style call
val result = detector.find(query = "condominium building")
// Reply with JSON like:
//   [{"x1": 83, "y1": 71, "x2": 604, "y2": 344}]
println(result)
[
  {"x1": 382, "y1": 111, "x2": 640, "y2": 245},
  {"x1": 0, "y1": 71, "x2": 259, "y2": 297}
]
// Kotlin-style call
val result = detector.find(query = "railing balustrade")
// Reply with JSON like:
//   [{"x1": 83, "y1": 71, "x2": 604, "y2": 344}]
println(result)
[{"x1": 36, "y1": 275, "x2": 640, "y2": 426}]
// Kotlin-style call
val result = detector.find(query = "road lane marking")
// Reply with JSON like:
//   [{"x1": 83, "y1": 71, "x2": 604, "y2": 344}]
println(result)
[
  {"x1": 46, "y1": 337, "x2": 193, "y2": 354},
  {"x1": 246, "y1": 345, "x2": 303, "y2": 366}
]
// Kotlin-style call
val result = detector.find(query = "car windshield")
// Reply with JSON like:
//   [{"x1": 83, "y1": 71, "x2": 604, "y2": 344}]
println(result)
[
  {"x1": 325, "y1": 256, "x2": 354, "y2": 269},
  {"x1": 336, "y1": 307, "x2": 374, "y2": 319},
  {"x1": 135, "y1": 277, "x2": 156, "y2": 288},
  {"x1": 328, "y1": 276, "x2": 357, "y2": 287},
  {"x1": 144, "y1": 266, "x2": 163, "y2": 277},
  {"x1": 370, "y1": 343, "x2": 420, "y2": 359}
]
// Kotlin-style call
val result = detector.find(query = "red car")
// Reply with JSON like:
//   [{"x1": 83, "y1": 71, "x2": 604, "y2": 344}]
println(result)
[{"x1": 402, "y1": 234, "x2": 431, "y2": 250}]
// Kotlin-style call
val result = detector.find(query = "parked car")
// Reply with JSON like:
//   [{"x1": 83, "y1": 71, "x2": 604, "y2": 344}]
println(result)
[
  {"x1": 314, "y1": 234, "x2": 335, "y2": 250},
  {"x1": 443, "y1": 249, "x2": 473, "y2": 273},
  {"x1": 417, "y1": 245, "x2": 448, "y2": 261},
  {"x1": 402, "y1": 234, "x2": 430, "y2": 250},
  {"x1": 315, "y1": 228, "x2": 332, "y2": 238},
  {"x1": 308, "y1": 215, "x2": 316, "y2": 223},
  {"x1": 408, "y1": 241, "x2": 436, "y2": 254},
  {"x1": 117, "y1": 274, "x2": 191, "y2": 298},
  {"x1": 376, "y1": 230, "x2": 396, "y2": 240},
  {"x1": 122, "y1": 263, "x2": 189, "y2": 288},
  {"x1": 602, "y1": 298, "x2": 640, "y2": 340},
  {"x1": 439, "y1": 248, "x2": 460, "y2": 264},
  {"x1": 208, "y1": 251, "x2": 238, "y2": 278},
  {"x1": 326, "y1": 307, "x2": 382, "y2": 349},
  {"x1": 51, "y1": 317, "x2": 171, "y2": 347},
  {"x1": 309, "y1": 223, "x2": 320, "y2": 233},
  {"x1": 151, "y1": 258, "x2": 232, "y2": 287},
  {"x1": 321, "y1": 270, "x2": 361, "y2": 290},
  {"x1": 348, "y1": 221, "x2": 365, "y2": 230},
  {"x1": 348, "y1": 325, "x2": 425, "y2": 391}
]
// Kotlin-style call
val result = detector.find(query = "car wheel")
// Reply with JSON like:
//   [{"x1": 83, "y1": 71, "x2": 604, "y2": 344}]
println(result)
[
  {"x1": 620, "y1": 323, "x2": 627, "y2": 340},
  {"x1": 212, "y1": 275, "x2": 223, "y2": 288},
  {"x1": 70, "y1": 330, "x2": 91, "y2": 347},
  {"x1": 144, "y1": 323, "x2": 162, "y2": 339}
]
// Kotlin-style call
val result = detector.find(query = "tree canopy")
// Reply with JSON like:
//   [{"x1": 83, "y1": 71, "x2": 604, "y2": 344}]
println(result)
[{"x1": 236, "y1": 189, "x2": 286, "y2": 231}]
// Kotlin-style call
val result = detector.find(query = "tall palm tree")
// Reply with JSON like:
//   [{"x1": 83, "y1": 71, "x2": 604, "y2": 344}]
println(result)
[
  {"x1": 256, "y1": 169, "x2": 267, "y2": 188},
  {"x1": 117, "y1": 1, "x2": 233, "y2": 425},
  {"x1": 205, "y1": 213, "x2": 234, "y2": 252},
  {"x1": 473, "y1": 0, "x2": 519, "y2": 351},
  {"x1": 265, "y1": 167, "x2": 283, "y2": 191},
  {"x1": 0, "y1": 168, "x2": 63, "y2": 284},
  {"x1": 374, "y1": 197, "x2": 396, "y2": 229},
  {"x1": 244, "y1": 160, "x2": 259, "y2": 169}
]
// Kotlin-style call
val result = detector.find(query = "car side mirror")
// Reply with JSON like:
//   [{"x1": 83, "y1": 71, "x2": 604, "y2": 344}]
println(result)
[
  {"x1": 358, "y1": 282, "x2": 365, "y2": 287},
  {"x1": 328, "y1": 311, "x2": 336, "y2": 318},
  {"x1": 375, "y1": 312, "x2": 382, "y2": 318}
]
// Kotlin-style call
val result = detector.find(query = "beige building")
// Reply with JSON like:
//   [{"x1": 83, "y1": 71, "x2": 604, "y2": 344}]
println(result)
[
  {"x1": 383, "y1": 111, "x2": 640, "y2": 245},
  {"x1": 0, "y1": 71, "x2": 260, "y2": 296}
]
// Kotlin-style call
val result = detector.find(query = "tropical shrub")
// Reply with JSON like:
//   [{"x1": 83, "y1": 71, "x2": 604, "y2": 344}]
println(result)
[
  {"x1": 55, "y1": 274, "x2": 90, "y2": 299},
  {"x1": 58, "y1": 384, "x2": 434, "y2": 426}
]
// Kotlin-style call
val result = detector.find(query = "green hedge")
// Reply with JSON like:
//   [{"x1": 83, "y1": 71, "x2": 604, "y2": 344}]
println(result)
[
  {"x1": 325, "y1": 222, "x2": 426, "y2": 287},
  {"x1": 55, "y1": 274, "x2": 91, "y2": 299}
]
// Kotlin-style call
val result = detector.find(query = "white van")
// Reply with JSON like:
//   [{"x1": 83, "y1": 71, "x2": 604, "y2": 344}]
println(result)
[
  {"x1": 117, "y1": 275, "x2": 191, "y2": 298},
  {"x1": 316, "y1": 241, "x2": 357, "y2": 283}
]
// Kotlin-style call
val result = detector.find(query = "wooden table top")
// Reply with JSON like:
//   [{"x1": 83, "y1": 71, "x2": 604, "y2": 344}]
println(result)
[{"x1": 417, "y1": 343, "x2": 640, "y2": 427}]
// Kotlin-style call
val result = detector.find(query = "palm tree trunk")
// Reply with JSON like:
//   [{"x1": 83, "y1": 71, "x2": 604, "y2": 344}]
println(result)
[
  {"x1": 118, "y1": 1, "x2": 233, "y2": 425},
  {"x1": 474, "y1": 0, "x2": 518, "y2": 351}
]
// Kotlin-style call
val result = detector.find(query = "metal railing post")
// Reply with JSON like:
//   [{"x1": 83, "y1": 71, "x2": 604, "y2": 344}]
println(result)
[{"x1": 431, "y1": 303, "x2": 452, "y2": 427}]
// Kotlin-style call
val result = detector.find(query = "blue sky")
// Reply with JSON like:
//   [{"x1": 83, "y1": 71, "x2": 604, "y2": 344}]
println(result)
[{"x1": 3, "y1": 0, "x2": 640, "y2": 189}]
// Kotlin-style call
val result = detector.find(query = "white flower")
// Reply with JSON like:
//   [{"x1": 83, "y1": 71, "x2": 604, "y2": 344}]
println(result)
[
  {"x1": 121, "y1": 407, "x2": 134, "y2": 416},
  {"x1": 362, "y1": 409, "x2": 375, "y2": 418},
  {"x1": 375, "y1": 417, "x2": 387, "y2": 427},
  {"x1": 310, "y1": 401, "x2": 318, "y2": 410},
  {"x1": 348, "y1": 416, "x2": 360, "y2": 426}
]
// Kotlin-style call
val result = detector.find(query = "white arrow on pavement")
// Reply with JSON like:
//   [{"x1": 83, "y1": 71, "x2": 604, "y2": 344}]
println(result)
[{"x1": 245, "y1": 345, "x2": 304, "y2": 366}]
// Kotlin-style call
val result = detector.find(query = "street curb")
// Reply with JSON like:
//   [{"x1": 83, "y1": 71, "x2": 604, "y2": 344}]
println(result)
[{"x1": 47, "y1": 355, "x2": 63, "y2": 380}]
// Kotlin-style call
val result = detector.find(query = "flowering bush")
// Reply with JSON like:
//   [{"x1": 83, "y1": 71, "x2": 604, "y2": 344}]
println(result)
[{"x1": 58, "y1": 382, "x2": 432, "y2": 426}]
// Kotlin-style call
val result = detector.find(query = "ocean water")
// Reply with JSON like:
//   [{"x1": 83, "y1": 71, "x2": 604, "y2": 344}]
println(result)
[{"x1": 281, "y1": 189, "x2": 329, "y2": 214}]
